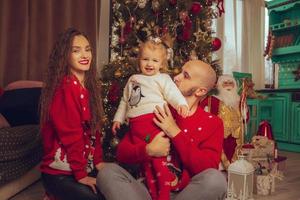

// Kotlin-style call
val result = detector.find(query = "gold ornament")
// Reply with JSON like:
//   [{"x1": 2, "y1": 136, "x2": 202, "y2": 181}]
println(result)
[
  {"x1": 138, "y1": 0, "x2": 147, "y2": 8},
  {"x1": 114, "y1": 69, "x2": 122, "y2": 78},
  {"x1": 137, "y1": 19, "x2": 144, "y2": 26},
  {"x1": 132, "y1": 46, "x2": 140, "y2": 55},
  {"x1": 189, "y1": 50, "x2": 198, "y2": 60},
  {"x1": 193, "y1": 23, "x2": 209, "y2": 41},
  {"x1": 110, "y1": 137, "x2": 120, "y2": 148},
  {"x1": 101, "y1": 116, "x2": 109, "y2": 126},
  {"x1": 152, "y1": 0, "x2": 160, "y2": 12}
]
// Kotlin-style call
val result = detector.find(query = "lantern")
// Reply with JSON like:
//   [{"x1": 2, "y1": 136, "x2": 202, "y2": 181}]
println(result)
[{"x1": 226, "y1": 155, "x2": 255, "y2": 200}]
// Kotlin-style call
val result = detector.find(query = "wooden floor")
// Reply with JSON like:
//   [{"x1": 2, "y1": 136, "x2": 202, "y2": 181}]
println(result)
[{"x1": 9, "y1": 151, "x2": 300, "y2": 200}]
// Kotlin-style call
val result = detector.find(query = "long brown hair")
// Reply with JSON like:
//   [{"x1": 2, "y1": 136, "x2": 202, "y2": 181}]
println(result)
[{"x1": 40, "y1": 27, "x2": 103, "y2": 134}]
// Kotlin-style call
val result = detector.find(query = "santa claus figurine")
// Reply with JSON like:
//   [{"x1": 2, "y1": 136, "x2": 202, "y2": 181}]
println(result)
[{"x1": 214, "y1": 75, "x2": 244, "y2": 170}]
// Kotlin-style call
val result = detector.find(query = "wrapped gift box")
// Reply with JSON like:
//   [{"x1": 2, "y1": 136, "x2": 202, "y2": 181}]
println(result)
[
  {"x1": 253, "y1": 161, "x2": 284, "y2": 196},
  {"x1": 274, "y1": 156, "x2": 287, "y2": 171},
  {"x1": 242, "y1": 136, "x2": 275, "y2": 159},
  {"x1": 254, "y1": 173, "x2": 275, "y2": 195}
]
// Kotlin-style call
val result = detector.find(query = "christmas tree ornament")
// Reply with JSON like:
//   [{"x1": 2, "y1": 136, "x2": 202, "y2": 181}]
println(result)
[
  {"x1": 152, "y1": 0, "x2": 160, "y2": 13},
  {"x1": 119, "y1": 36, "x2": 126, "y2": 45},
  {"x1": 190, "y1": 2, "x2": 203, "y2": 15},
  {"x1": 108, "y1": 81, "x2": 121, "y2": 105},
  {"x1": 124, "y1": 21, "x2": 133, "y2": 35},
  {"x1": 114, "y1": 69, "x2": 122, "y2": 78},
  {"x1": 138, "y1": 0, "x2": 147, "y2": 9},
  {"x1": 129, "y1": 16, "x2": 136, "y2": 24},
  {"x1": 161, "y1": 26, "x2": 168, "y2": 34},
  {"x1": 101, "y1": 115, "x2": 109, "y2": 126},
  {"x1": 206, "y1": 0, "x2": 213, "y2": 6},
  {"x1": 194, "y1": 29, "x2": 208, "y2": 42},
  {"x1": 110, "y1": 137, "x2": 120, "y2": 148},
  {"x1": 216, "y1": 0, "x2": 225, "y2": 17},
  {"x1": 182, "y1": 28, "x2": 191, "y2": 41},
  {"x1": 169, "y1": 0, "x2": 177, "y2": 6},
  {"x1": 179, "y1": 11, "x2": 188, "y2": 22},
  {"x1": 137, "y1": 19, "x2": 144, "y2": 26},
  {"x1": 132, "y1": 46, "x2": 140, "y2": 55},
  {"x1": 211, "y1": 37, "x2": 222, "y2": 51},
  {"x1": 189, "y1": 50, "x2": 198, "y2": 60}
]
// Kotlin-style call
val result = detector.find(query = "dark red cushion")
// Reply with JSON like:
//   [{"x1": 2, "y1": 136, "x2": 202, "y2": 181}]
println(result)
[
  {"x1": 0, "y1": 87, "x2": 3, "y2": 97},
  {"x1": 0, "y1": 88, "x2": 41, "y2": 126}
]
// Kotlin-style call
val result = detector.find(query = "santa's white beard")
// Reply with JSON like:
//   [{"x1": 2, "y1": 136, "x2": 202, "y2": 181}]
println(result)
[{"x1": 217, "y1": 89, "x2": 240, "y2": 110}]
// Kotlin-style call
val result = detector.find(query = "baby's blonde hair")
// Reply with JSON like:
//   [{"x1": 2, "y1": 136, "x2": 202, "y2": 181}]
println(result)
[{"x1": 138, "y1": 39, "x2": 169, "y2": 72}]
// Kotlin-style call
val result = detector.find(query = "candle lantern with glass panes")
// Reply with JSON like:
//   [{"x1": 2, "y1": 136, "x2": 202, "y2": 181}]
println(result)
[{"x1": 226, "y1": 155, "x2": 255, "y2": 200}]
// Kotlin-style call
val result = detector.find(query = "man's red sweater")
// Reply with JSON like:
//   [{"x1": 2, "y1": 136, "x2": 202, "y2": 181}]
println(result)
[{"x1": 116, "y1": 105, "x2": 224, "y2": 179}]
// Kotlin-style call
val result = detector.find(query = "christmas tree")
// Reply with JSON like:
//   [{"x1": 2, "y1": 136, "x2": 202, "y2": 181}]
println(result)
[{"x1": 101, "y1": 0, "x2": 224, "y2": 160}]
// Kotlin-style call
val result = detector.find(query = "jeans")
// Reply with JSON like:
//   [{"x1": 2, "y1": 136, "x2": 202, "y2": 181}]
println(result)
[
  {"x1": 42, "y1": 173, "x2": 105, "y2": 200},
  {"x1": 97, "y1": 163, "x2": 227, "y2": 200}
]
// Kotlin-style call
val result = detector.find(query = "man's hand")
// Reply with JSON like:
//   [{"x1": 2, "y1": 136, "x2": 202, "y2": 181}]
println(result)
[
  {"x1": 95, "y1": 162, "x2": 106, "y2": 171},
  {"x1": 153, "y1": 104, "x2": 181, "y2": 138},
  {"x1": 78, "y1": 176, "x2": 97, "y2": 194},
  {"x1": 112, "y1": 121, "x2": 121, "y2": 135},
  {"x1": 146, "y1": 132, "x2": 170, "y2": 157}
]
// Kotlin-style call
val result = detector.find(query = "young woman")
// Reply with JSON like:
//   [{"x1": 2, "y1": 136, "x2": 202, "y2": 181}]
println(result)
[{"x1": 39, "y1": 28, "x2": 104, "y2": 200}]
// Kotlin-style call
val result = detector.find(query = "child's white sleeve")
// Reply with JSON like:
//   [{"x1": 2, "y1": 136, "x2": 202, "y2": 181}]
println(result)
[
  {"x1": 161, "y1": 74, "x2": 188, "y2": 108},
  {"x1": 113, "y1": 79, "x2": 130, "y2": 123}
]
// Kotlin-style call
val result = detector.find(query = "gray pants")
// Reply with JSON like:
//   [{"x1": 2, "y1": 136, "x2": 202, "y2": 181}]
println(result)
[{"x1": 97, "y1": 163, "x2": 227, "y2": 200}]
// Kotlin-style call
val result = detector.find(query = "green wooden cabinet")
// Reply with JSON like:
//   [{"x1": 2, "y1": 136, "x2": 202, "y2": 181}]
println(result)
[
  {"x1": 256, "y1": 0, "x2": 300, "y2": 152},
  {"x1": 264, "y1": 93, "x2": 290, "y2": 142},
  {"x1": 291, "y1": 102, "x2": 300, "y2": 144},
  {"x1": 247, "y1": 91, "x2": 300, "y2": 152},
  {"x1": 266, "y1": 0, "x2": 300, "y2": 89},
  {"x1": 247, "y1": 93, "x2": 290, "y2": 142},
  {"x1": 247, "y1": 99, "x2": 259, "y2": 142}
]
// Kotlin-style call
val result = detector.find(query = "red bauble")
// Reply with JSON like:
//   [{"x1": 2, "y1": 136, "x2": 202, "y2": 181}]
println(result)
[
  {"x1": 179, "y1": 11, "x2": 188, "y2": 21},
  {"x1": 206, "y1": 0, "x2": 213, "y2": 6},
  {"x1": 119, "y1": 37, "x2": 126, "y2": 45},
  {"x1": 182, "y1": 29, "x2": 191, "y2": 41},
  {"x1": 190, "y1": 2, "x2": 203, "y2": 15},
  {"x1": 108, "y1": 81, "x2": 121, "y2": 105},
  {"x1": 0, "y1": 87, "x2": 3, "y2": 97},
  {"x1": 184, "y1": 18, "x2": 192, "y2": 29},
  {"x1": 169, "y1": 0, "x2": 177, "y2": 5},
  {"x1": 211, "y1": 37, "x2": 222, "y2": 51},
  {"x1": 124, "y1": 21, "x2": 132, "y2": 35},
  {"x1": 161, "y1": 26, "x2": 168, "y2": 34}
]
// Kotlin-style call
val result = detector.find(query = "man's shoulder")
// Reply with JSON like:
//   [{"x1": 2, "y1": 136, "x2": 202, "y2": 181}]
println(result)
[
  {"x1": 197, "y1": 106, "x2": 223, "y2": 125},
  {"x1": 199, "y1": 95, "x2": 223, "y2": 115}
]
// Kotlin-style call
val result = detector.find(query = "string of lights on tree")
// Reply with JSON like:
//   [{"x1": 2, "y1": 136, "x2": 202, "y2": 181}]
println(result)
[{"x1": 101, "y1": 0, "x2": 224, "y2": 160}]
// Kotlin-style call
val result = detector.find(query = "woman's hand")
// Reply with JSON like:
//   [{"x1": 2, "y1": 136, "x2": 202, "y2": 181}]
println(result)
[
  {"x1": 153, "y1": 104, "x2": 181, "y2": 138},
  {"x1": 78, "y1": 176, "x2": 97, "y2": 194},
  {"x1": 146, "y1": 132, "x2": 170, "y2": 157}
]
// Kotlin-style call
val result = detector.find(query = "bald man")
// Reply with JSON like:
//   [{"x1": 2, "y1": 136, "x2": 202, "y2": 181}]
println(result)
[{"x1": 97, "y1": 60, "x2": 227, "y2": 200}]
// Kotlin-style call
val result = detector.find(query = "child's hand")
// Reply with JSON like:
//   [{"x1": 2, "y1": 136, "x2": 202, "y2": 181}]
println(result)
[
  {"x1": 177, "y1": 105, "x2": 189, "y2": 118},
  {"x1": 112, "y1": 121, "x2": 121, "y2": 135}
]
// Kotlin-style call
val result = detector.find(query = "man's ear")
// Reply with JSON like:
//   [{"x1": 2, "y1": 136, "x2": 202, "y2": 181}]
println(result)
[{"x1": 195, "y1": 87, "x2": 208, "y2": 97}]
